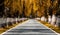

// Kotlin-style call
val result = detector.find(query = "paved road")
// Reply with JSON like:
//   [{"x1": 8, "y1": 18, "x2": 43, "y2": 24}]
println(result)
[{"x1": 1, "y1": 19, "x2": 57, "y2": 35}]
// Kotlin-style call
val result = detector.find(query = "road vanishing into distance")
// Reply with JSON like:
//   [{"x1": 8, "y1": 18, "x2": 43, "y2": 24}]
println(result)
[{"x1": 1, "y1": 19, "x2": 58, "y2": 35}]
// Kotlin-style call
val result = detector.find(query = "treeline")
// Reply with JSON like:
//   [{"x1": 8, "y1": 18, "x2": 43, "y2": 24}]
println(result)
[{"x1": 0, "y1": 0, "x2": 60, "y2": 18}]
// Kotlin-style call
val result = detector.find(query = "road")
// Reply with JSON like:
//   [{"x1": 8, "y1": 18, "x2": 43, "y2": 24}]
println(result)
[{"x1": 1, "y1": 19, "x2": 57, "y2": 35}]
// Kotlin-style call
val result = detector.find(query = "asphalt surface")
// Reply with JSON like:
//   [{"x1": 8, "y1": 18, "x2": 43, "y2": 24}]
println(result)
[{"x1": 1, "y1": 19, "x2": 57, "y2": 35}]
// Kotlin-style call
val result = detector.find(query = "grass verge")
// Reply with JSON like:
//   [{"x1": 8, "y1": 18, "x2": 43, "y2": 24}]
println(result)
[{"x1": 38, "y1": 20, "x2": 60, "y2": 33}]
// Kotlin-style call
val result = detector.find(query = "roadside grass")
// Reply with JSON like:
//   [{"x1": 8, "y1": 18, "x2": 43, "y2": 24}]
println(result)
[
  {"x1": 0, "y1": 20, "x2": 28, "y2": 34},
  {"x1": 0, "y1": 23, "x2": 19, "y2": 34},
  {"x1": 38, "y1": 20, "x2": 60, "y2": 33}
]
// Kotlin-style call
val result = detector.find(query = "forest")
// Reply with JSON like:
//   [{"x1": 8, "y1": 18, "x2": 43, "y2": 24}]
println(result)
[{"x1": 0, "y1": 0, "x2": 60, "y2": 18}]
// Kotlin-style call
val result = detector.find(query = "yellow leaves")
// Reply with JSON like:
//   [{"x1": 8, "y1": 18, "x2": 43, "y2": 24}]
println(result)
[
  {"x1": 4, "y1": 0, "x2": 23, "y2": 14},
  {"x1": 47, "y1": 0, "x2": 51, "y2": 7},
  {"x1": 53, "y1": 0, "x2": 58, "y2": 7},
  {"x1": 33, "y1": 3, "x2": 38, "y2": 11},
  {"x1": 4, "y1": 0, "x2": 10, "y2": 6},
  {"x1": 4, "y1": 0, "x2": 58, "y2": 17},
  {"x1": 30, "y1": 0, "x2": 32, "y2": 3}
]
